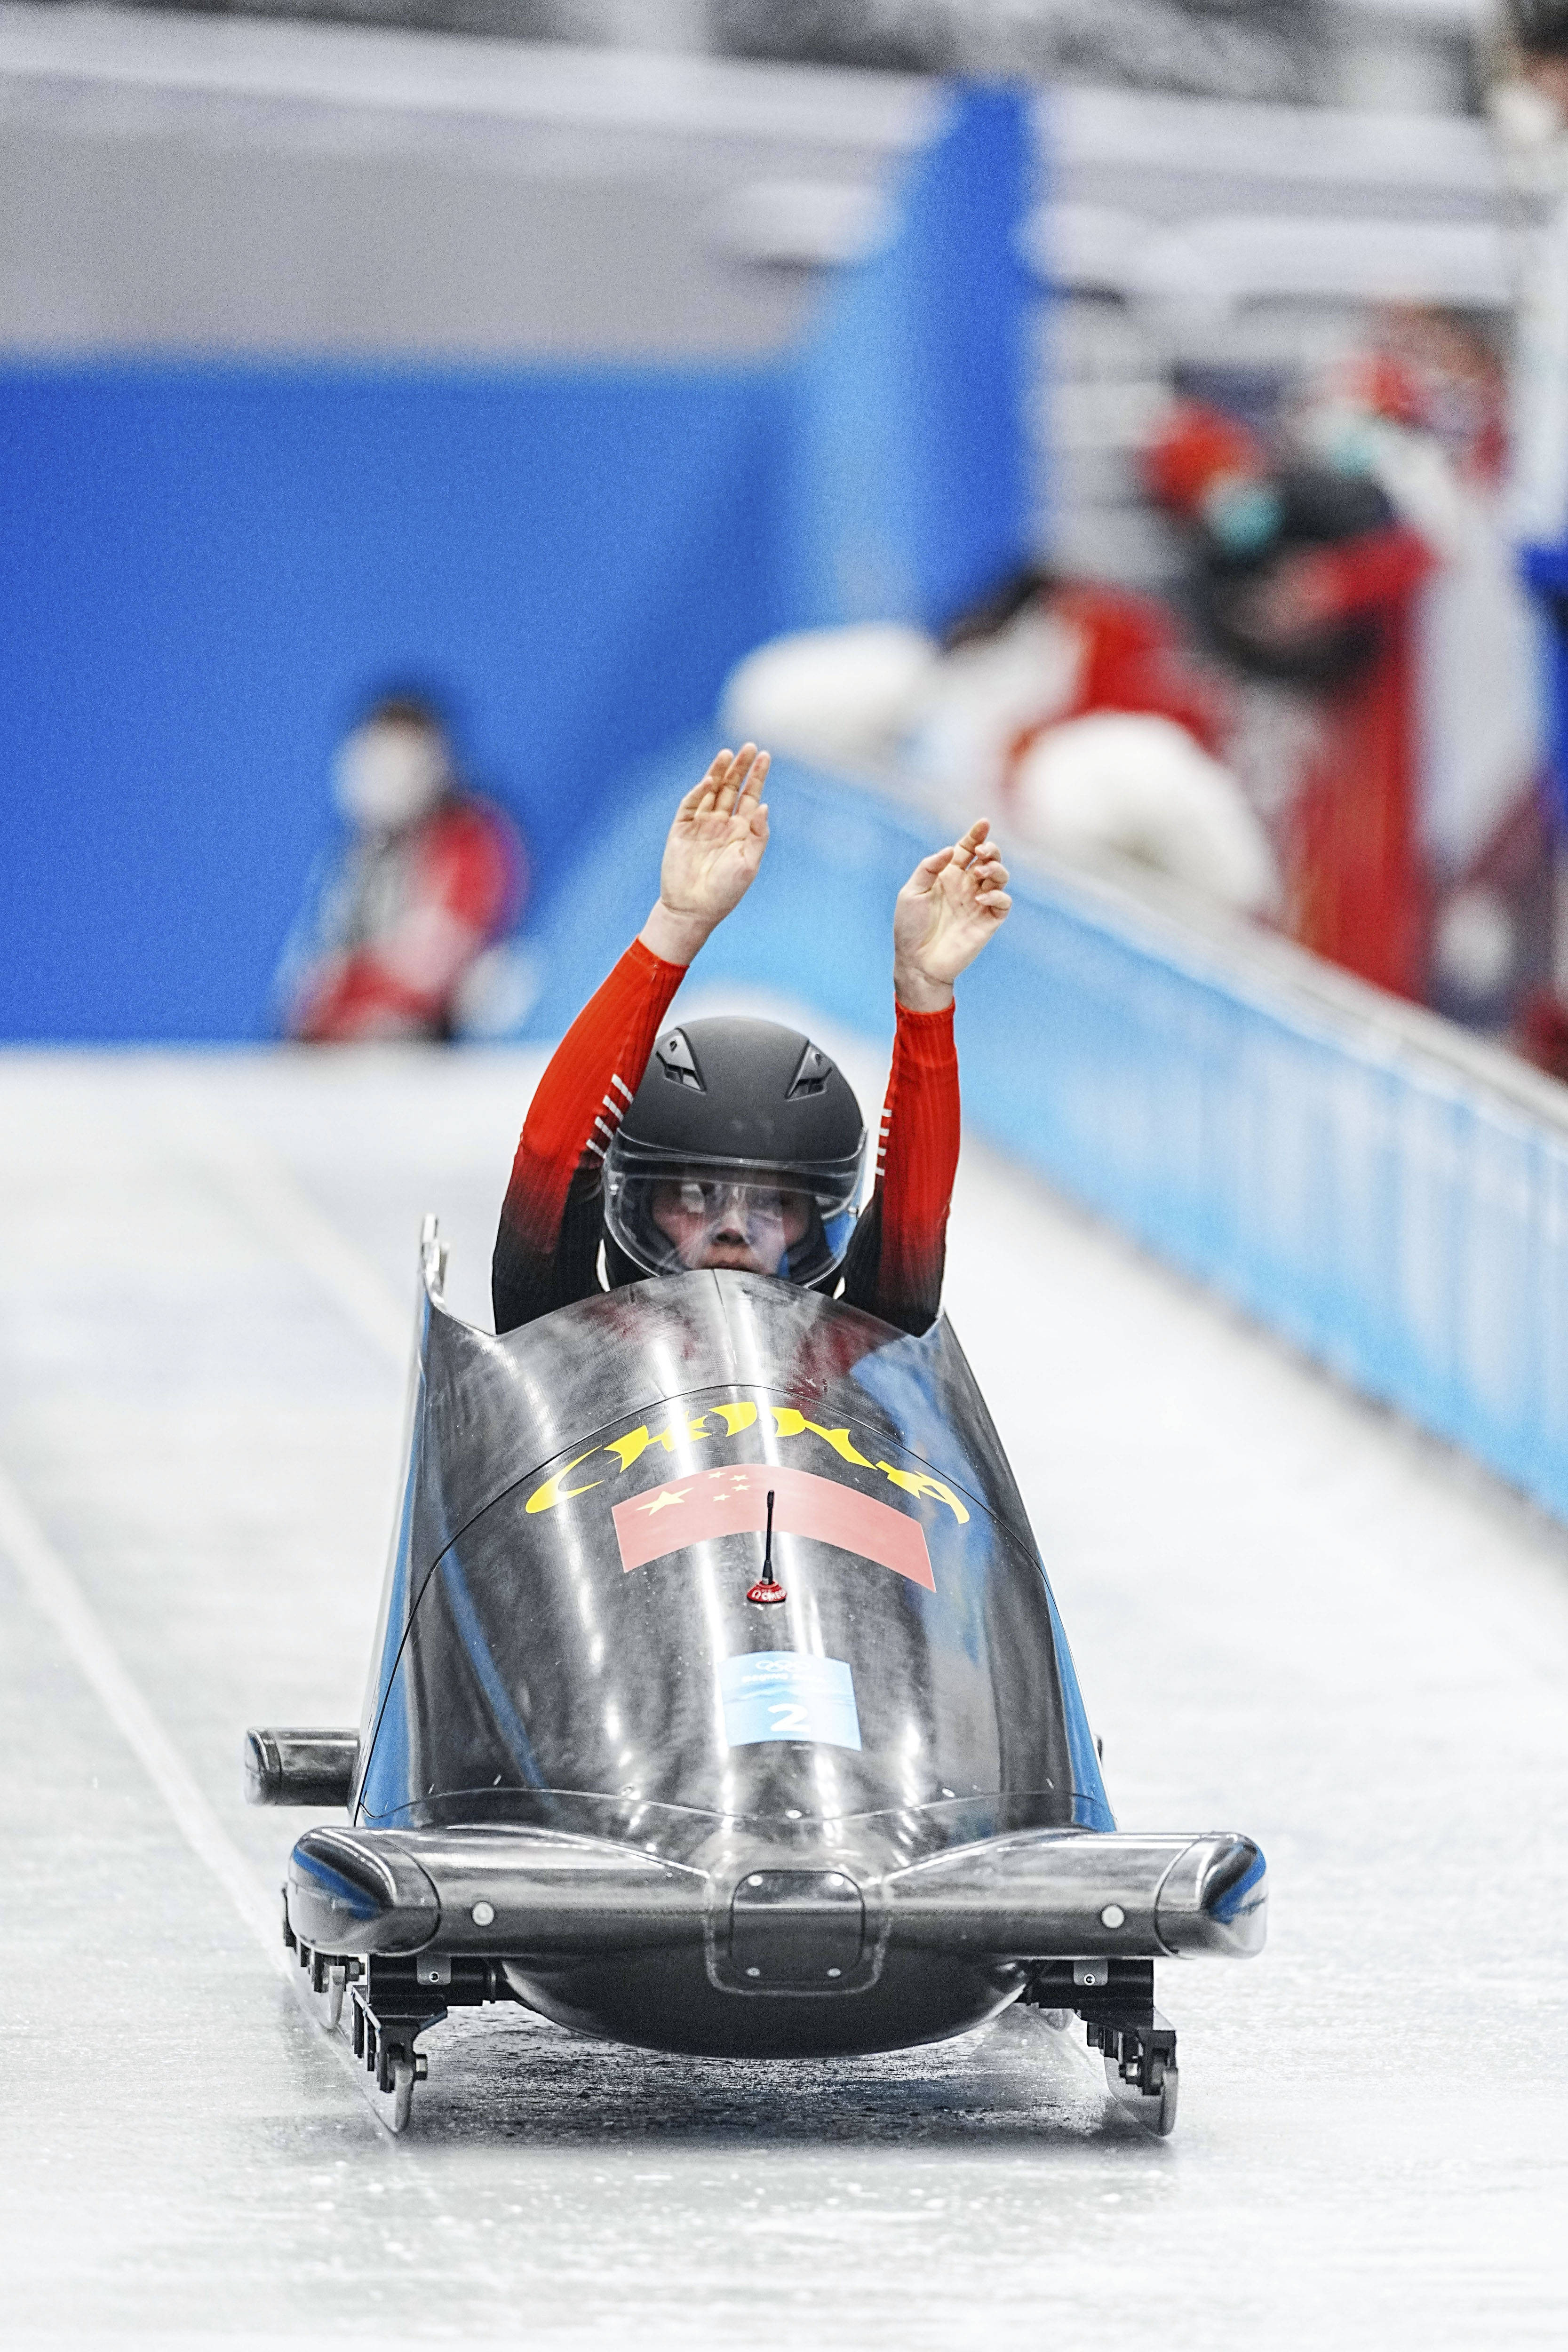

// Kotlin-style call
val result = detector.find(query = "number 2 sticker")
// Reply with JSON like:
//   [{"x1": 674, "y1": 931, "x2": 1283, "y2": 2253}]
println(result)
[{"x1": 719, "y1": 1653, "x2": 861, "y2": 1751}]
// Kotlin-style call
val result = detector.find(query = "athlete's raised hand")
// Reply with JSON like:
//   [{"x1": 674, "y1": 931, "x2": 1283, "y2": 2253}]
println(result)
[
  {"x1": 640, "y1": 744, "x2": 772, "y2": 967},
  {"x1": 892, "y1": 819, "x2": 1011, "y2": 1012}
]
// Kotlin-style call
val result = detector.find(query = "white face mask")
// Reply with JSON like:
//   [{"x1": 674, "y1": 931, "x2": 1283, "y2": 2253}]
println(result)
[{"x1": 334, "y1": 723, "x2": 448, "y2": 831}]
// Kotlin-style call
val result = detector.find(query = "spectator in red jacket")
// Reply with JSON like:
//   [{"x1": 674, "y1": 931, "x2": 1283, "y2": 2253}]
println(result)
[
  {"x1": 279, "y1": 695, "x2": 526, "y2": 1043},
  {"x1": 1147, "y1": 402, "x2": 1433, "y2": 996},
  {"x1": 492, "y1": 743, "x2": 1010, "y2": 1337}
]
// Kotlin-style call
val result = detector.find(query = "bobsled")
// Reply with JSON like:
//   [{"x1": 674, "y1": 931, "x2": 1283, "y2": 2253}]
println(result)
[{"x1": 247, "y1": 1219, "x2": 1265, "y2": 2134}]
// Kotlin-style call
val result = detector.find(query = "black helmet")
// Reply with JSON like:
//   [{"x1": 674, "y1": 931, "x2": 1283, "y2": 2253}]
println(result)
[{"x1": 605, "y1": 1016, "x2": 866, "y2": 1287}]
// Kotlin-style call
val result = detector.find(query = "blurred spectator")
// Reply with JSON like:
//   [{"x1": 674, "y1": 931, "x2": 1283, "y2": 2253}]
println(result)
[
  {"x1": 277, "y1": 695, "x2": 527, "y2": 1043},
  {"x1": 1490, "y1": 1, "x2": 1568, "y2": 545},
  {"x1": 721, "y1": 622, "x2": 936, "y2": 776},
  {"x1": 1431, "y1": 780, "x2": 1558, "y2": 1031},
  {"x1": 1147, "y1": 400, "x2": 1432, "y2": 996},
  {"x1": 720, "y1": 567, "x2": 1278, "y2": 917},
  {"x1": 931, "y1": 570, "x2": 1276, "y2": 916},
  {"x1": 1297, "y1": 310, "x2": 1542, "y2": 1024},
  {"x1": 1488, "y1": 1, "x2": 1568, "y2": 1072}
]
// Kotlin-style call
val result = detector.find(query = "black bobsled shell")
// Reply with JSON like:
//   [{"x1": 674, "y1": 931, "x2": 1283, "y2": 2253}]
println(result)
[
  {"x1": 354, "y1": 1269, "x2": 1109, "y2": 1847},
  {"x1": 276, "y1": 1247, "x2": 1263, "y2": 2080}
]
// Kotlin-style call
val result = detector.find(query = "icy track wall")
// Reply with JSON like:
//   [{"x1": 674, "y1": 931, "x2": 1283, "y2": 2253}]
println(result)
[{"x1": 525, "y1": 744, "x2": 1568, "y2": 1529}]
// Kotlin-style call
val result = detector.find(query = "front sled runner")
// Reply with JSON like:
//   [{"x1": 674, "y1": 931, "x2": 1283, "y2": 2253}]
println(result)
[{"x1": 247, "y1": 1219, "x2": 1266, "y2": 2134}]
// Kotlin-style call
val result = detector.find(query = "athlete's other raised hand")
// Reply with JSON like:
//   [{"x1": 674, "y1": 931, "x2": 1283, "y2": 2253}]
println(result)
[
  {"x1": 892, "y1": 819, "x2": 1011, "y2": 1012},
  {"x1": 640, "y1": 743, "x2": 772, "y2": 967}
]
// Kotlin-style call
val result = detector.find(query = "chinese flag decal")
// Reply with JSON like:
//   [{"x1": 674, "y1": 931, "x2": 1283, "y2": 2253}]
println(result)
[{"x1": 613, "y1": 1462, "x2": 934, "y2": 1590}]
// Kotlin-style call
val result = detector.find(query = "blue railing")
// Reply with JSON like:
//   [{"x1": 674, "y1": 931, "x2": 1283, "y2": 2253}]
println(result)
[{"x1": 524, "y1": 745, "x2": 1568, "y2": 1526}]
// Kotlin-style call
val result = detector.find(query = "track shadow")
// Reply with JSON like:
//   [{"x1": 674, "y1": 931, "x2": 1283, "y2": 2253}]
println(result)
[{"x1": 400, "y1": 2002, "x2": 1164, "y2": 2151}]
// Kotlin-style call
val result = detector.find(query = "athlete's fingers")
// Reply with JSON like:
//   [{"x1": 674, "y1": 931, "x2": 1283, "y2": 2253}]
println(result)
[
  {"x1": 696, "y1": 750, "x2": 739, "y2": 818},
  {"x1": 716, "y1": 742, "x2": 758, "y2": 816},
  {"x1": 703, "y1": 747, "x2": 740, "y2": 816},
  {"x1": 680, "y1": 752, "x2": 731, "y2": 819},
  {"x1": 951, "y1": 817, "x2": 989, "y2": 868},
  {"x1": 737, "y1": 748, "x2": 770, "y2": 811},
  {"x1": 708, "y1": 751, "x2": 740, "y2": 816},
  {"x1": 907, "y1": 846, "x2": 955, "y2": 895}
]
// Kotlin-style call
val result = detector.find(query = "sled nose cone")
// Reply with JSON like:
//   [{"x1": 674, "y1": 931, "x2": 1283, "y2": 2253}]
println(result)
[
  {"x1": 884, "y1": 1828, "x2": 1268, "y2": 1959},
  {"x1": 288, "y1": 1829, "x2": 440, "y2": 1955},
  {"x1": 285, "y1": 1825, "x2": 709, "y2": 1959},
  {"x1": 1155, "y1": 1836, "x2": 1267, "y2": 1957}
]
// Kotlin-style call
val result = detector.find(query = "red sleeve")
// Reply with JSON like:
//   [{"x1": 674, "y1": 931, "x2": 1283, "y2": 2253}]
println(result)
[
  {"x1": 498, "y1": 936, "x2": 686, "y2": 1261},
  {"x1": 842, "y1": 1001, "x2": 959, "y2": 1333}
]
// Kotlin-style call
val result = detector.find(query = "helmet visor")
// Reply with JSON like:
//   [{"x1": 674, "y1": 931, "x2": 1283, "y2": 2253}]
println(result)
[{"x1": 605, "y1": 1141, "x2": 862, "y2": 1286}]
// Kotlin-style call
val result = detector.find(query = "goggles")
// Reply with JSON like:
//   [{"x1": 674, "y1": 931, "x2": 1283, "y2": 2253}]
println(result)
[{"x1": 605, "y1": 1147, "x2": 862, "y2": 1287}]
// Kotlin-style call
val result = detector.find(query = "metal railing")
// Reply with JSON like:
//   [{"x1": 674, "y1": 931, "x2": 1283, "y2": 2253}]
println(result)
[{"x1": 967, "y1": 848, "x2": 1568, "y2": 1526}]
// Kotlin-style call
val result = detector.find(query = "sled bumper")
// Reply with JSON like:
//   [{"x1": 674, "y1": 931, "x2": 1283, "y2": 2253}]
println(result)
[
  {"x1": 885, "y1": 1828, "x2": 1267, "y2": 1959},
  {"x1": 285, "y1": 1823, "x2": 1266, "y2": 1964},
  {"x1": 287, "y1": 1825, "x2": 708, "y2": 1959}
]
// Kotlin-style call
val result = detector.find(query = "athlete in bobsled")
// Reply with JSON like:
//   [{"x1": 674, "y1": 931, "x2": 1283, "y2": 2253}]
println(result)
[
  {"x1": 491, "y1": 741, "x2": 1009, "y2": 1337},
  {"x1": 250, "y1": 740, "x2": 1266, "y2": 2141}
]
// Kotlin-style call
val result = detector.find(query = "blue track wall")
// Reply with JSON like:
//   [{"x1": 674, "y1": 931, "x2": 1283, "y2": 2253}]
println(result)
[
  {"x1": 1523, "y1": 542, "x2": 1568, "y2": 834},
  {"x1": 0, "y1": 366, "x2": 788, "y2": 1042},
  {"x1": 785, "y1": 84, "x2": 1033, "y2": 630},
  {"x1": 0, "y1": 87, "x2": 1032, "y2": 1043}
]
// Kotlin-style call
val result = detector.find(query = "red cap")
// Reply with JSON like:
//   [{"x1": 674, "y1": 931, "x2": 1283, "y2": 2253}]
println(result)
[{"x1": 1145, "y1": 401, "x2": 1267, "y2": 515}]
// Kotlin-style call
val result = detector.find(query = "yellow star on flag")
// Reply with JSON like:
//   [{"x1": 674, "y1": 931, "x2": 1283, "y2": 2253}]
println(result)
[{"x1": 638, "y1": 1489, "x2": 690, "y2": 1515}]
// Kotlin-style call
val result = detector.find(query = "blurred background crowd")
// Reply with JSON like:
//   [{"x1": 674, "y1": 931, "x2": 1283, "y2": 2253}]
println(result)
[{"x1": 12, "y1": 0, "x2": 1568, "y2": 1071}]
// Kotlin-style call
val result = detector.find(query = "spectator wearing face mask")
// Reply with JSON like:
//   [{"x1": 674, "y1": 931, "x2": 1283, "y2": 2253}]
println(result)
[
  {"x1": 1146, "y1": 401, "x2": 1432, "y2": 997},
  {"x1": 277, "y1": 695, "x2": 526, "y2": 1043}
]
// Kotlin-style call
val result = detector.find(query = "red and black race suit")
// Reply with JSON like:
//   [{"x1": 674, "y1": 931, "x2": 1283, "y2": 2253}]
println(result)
[{"x1": 492, "y1": 938, "x2": 960, "y2": 1337}]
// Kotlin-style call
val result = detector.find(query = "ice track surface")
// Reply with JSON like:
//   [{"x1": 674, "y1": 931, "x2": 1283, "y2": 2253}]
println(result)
[{"x1": 3, "y1": 1013, "x2": 1567, "y2": 2351}]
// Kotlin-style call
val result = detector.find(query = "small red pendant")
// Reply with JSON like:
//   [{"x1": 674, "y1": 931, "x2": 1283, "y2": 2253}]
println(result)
[{"x1": 748, "y1": 1487, "x2": 785, "y2": 1604}]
